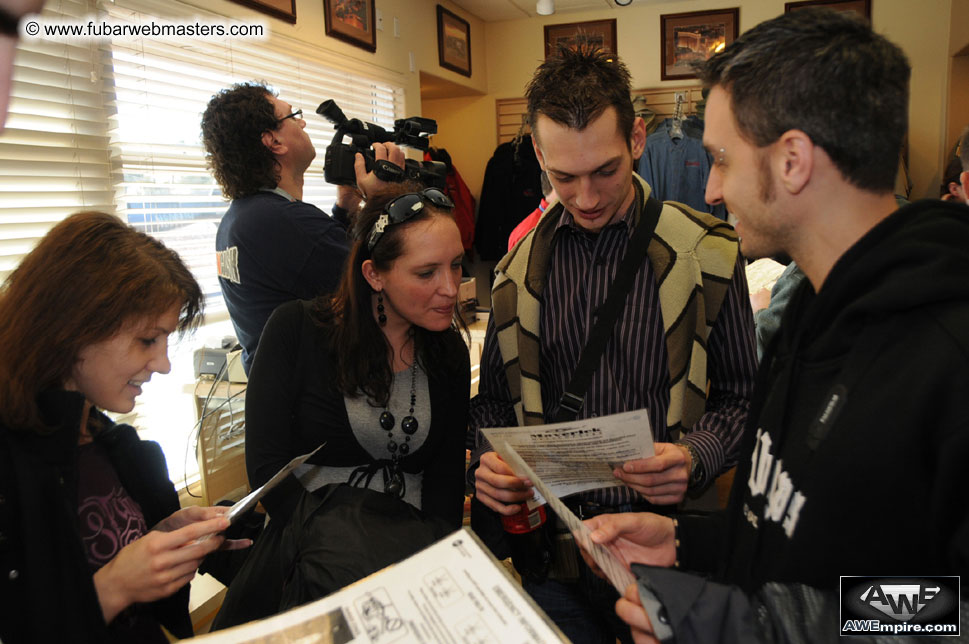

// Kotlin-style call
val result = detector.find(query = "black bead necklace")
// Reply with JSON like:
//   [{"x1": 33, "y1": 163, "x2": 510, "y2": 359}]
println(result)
[{"x1": 378, "y1": 361, "x2": 419, "y2": 496}]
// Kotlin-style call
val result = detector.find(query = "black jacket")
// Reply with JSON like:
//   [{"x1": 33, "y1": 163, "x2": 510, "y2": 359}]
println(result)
[
  {"x1": 0, "y1": 390, "x2": 191, "y2": 643},
  {"x1": 245, "y1": 300, "x2": 470, "y2": 526},
  {"x1": 680, "y1": 199, "x2": 969, "y2": 592},
  {"x1": 474, "y1": 135, "x2": 543, "y2": 261}
]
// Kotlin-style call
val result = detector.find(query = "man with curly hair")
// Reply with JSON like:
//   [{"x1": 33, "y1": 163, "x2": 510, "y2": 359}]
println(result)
[{"x1": 202, "y1": 82, "x2": 402, "y2": 373}]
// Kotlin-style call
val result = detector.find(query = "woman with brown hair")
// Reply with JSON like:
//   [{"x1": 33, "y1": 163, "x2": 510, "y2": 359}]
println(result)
[
  {"x1": 0, "y1": 212, "x2": 247, "y2": 643},
  {"x1": 245, "y1": 181, "x2": 470, "y2": 524},
  {"x1": 212, "y1": 183, "x2": 471, "y2": 628}
]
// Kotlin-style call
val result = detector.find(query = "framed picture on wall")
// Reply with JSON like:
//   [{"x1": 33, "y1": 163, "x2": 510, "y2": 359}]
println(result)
[
  {"x1": 785, "y1": 0, "x2": 871, "y2": 20},
  {"x1": 227, "y1": 0, "x2": 296, "y2": 24},
  {"x1": 437, "y1": 6, "x2": 472, "y2": 77},
  {"x1": 544, "y1": 19, "x2": 617, "y2": 59},
  {"x1": 323, "y1": 0, "x2": 376, "y2": 52},
  {"x1": 660, "y1": 9, "x2": 739, "y2": 81}
]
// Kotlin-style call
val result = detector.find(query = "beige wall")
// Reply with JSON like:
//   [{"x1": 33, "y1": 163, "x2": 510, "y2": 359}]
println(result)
[
  {"x1": 948, "y1": 56, "x2": 969, "y2": 158},
  {"x1": 194, "y1": 0, "x2": 959, "y2": 199},
  {"x1": 946, "y1": 1, "x2": 969, "y2": 159},
  {"x1": 874, "y1": 0, "x2": 952, "y2": 198},
  {"x1": 425, "y1": 0, "x2": 958, "y2": 200},
  {"x1": 421, "y1": 94, "x2": 493, "y2": 197},
  {"x1": 178, "y1": 0, "x2": 486, "y2": 119}
]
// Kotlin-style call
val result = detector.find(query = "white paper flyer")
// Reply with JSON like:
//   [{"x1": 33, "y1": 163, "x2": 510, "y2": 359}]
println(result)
[
  {"x1": 481, "y1": 409, "x2": 654, "y2": 500},
  {"x1": 192, "y1": 528, "x2": 568, "y2": 643}
]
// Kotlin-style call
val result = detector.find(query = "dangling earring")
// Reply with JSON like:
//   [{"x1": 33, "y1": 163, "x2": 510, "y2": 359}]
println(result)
[{"x1": 376, "y1": 292, "x2": 387, "y2": 327}]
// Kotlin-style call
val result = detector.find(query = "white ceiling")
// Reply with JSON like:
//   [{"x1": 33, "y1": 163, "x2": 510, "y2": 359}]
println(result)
[{"x1": 450, "y1": 0, "x2": 630, "y2": 22}]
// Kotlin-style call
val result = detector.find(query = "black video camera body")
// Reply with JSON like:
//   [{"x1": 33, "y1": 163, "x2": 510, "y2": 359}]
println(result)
[{"x1": 317, "y1": 100, "x2": 447, "y2": 190}]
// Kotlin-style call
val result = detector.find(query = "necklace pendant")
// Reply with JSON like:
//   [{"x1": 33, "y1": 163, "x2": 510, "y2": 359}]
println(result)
[
  {"x1": 379, "y1": 410, "x2": 395, "y2": 431},
  {"x1": 399, "y1": 442, "x2": 410, "y2": 455},
  {"x1": 401, "y1": 415, "x2": 418, "y2": 435},
  {"x1": 387, "y1": 439, "x2": 398, "y2": 453},
  {"x1": 384, "y1": 467, "x2": 403, "y2": 497}
]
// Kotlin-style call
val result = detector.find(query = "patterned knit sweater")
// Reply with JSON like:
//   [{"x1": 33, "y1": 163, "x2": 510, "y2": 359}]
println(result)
[{"x1": 490, "y1": 173, "x2": 738, "y2": 434}]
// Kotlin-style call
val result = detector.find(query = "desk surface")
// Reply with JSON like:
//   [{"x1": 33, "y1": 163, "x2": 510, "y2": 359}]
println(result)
[
  {"x1": 194, "y1": 379, "x2": 247, "y2": 400},
  {"x1": 467, "y1": 312, "x2": 488, "y2": 343}
]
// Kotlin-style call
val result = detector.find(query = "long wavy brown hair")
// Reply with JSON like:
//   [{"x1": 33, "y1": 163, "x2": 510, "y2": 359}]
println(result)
[
  {"x1": 0, "y1": 212, "x2": 203, "y2": 433},
  {"x1": 311, "y1": 182, "x2": 467, "y2": 407}
]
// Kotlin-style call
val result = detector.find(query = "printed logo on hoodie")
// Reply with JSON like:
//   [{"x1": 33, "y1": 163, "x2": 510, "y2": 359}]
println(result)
[{"x1": 745, "y1": 428, "x2": 807, "y2": 538}]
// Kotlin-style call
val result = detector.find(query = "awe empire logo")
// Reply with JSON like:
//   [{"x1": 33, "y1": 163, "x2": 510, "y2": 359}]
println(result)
[
  {"x1": 841, "y1": 577, "x2": 960, "y2": 637},
  {"x1": 858, "y1": 583, "x2": 938, "y2": 621}
]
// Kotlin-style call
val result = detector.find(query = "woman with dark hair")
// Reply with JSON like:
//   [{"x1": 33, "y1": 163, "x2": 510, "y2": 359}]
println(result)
[
  {"x1": 0, "y1": 212, "x2": 248, "y2": 643},
  {"x1": 244, "y1": 181, "x2": 470, "y2": 525}
]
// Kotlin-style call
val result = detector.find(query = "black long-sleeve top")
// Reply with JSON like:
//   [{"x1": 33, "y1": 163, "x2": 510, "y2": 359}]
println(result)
[
  {"x1": 245, "y1": 300, "x2": 469, "y2": 527},
  {"x1": 0, "y1": 391, "x2": 191, "y2": 643}
]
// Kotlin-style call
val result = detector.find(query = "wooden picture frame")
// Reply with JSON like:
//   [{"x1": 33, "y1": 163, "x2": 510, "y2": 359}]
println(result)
[
  {"x1": 227, "y1": 0, "x2": 296, "y2": 24},
  {"x1": 544, "y1": 19, "x2": 617, "y2": 59},
  {"x1": 660, "y1": 9, "x2": 739, "y2": 81},
  {"x1": 323, "y1": 0, "x2": 376, "y2": 53},
  {"x1": 785, "y1": 0, "x2": 871, "y2": 20},
  {"x1": 437, "y1": 6, "x2": 471, "y2": 77}
]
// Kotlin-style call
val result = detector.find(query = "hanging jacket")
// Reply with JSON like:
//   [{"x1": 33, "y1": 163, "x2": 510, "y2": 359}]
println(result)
[
  {"x1": 638, "y1": 116, "x2": 727, "y2": 220},
  {"x1": 475, "y1": 135, "x2": 543, "y2": 261}
]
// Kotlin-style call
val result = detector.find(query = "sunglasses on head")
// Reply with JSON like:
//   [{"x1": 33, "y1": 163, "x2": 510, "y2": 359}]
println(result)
[{"x1": 367, "y1": 188, "x2": 454, "y2": 251}]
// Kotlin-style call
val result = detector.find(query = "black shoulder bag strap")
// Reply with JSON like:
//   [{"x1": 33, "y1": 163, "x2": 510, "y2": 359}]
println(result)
[{"x1": 552, "y1": 195, "x2": 663, "y2": 423}]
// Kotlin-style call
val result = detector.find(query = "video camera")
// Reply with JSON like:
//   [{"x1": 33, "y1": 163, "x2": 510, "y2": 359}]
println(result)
[{"x1": 317, "y1": 100, "x2": 447, "y2": 190}]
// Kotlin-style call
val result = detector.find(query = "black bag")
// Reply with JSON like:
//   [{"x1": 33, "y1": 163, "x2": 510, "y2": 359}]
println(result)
[
  {"x1": 212, "y1": 484, "x2": 451, "y2": 630},
  {"x1": 198, "y1": 499, "x2": 266, "y2": 587}
]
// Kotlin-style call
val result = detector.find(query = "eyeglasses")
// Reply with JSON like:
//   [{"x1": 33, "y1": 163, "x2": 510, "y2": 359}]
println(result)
[
  {"x1": 367, "y1": 188, "x2": 455, "y2": 251},
  {"x1": 275, "y1": 108, "x2": 303, "y2": 126}
]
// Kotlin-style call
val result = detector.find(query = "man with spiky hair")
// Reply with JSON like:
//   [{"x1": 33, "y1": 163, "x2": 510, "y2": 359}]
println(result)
[
  {"x1": 469, "y1": 46, "x2": 757, "y2": 643},
  {"x1": 584, "y1": 10, "x2": 969, "y2": 642},
  {"x1": 202, "y1": 83, "x2": 401, "y2": 373}
]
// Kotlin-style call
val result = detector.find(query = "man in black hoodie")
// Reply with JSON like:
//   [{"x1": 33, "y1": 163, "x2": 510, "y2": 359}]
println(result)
[{"x1": 584, "y1": 8, "x2": 969, "y2": 642}]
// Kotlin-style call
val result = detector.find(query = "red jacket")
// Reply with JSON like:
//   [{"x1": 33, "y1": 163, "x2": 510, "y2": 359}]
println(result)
[{"x1": 507, "y1": 197, "x2": 549, "y2": 252}]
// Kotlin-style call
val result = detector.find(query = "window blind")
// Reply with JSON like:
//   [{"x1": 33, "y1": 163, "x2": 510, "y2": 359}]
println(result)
[
  {"x1": 0, "y1": 0, "x2": 112, "y2": 285},
  {"x1": 0, "y1": 0, "x2": 405, "y2": 313},
  {"x1": 101, "y1": 0, "x2": 404, "y2": 318},
  {"x1": 0, "y1": 0, "x2": 406, "y2": 487}
]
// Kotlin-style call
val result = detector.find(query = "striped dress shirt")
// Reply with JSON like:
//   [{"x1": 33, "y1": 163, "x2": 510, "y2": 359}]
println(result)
[{"x1": 470, "y1": 202, "x2": 758, "y2": 507}]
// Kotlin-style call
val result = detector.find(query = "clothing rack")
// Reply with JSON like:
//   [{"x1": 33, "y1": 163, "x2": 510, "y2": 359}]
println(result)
[
  {"x1": 630, "y1": 85, "x2": 702, "y2": 119},
  {"x1": 670, "y1": 93, "x2": 685, "y2": 139}
]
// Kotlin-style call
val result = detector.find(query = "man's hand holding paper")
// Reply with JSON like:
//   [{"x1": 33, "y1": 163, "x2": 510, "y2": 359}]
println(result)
[
  {"x1": 582, "y1": 512, "x2": 677, "y2": 574},
  {"x1": 474, "y1": 451, "x2": 536, "y2": 515},
  {"x1": 479, "y1": 410, "x2": 656, "y2": 503},
  {"x1": 491, "y1": 441, "x2": 637, "y2": 596},
  {"x1": 611, "y1": 442, "x2": 691, "y2": 505}
]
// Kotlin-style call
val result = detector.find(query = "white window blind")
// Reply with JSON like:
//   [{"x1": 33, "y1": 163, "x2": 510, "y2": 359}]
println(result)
[
  {"x1": 0, "y1": 0, "x2": 406, "y2": 488},
  {"x1": 0, "y1": 0, "x2": 113, "y2": 285},
  {"x1": 0, "y1": 0, "x2": 405, "y2": 309},
  {"x1": 101, "y1": 0, "x2": 404, "y2": 318}
]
